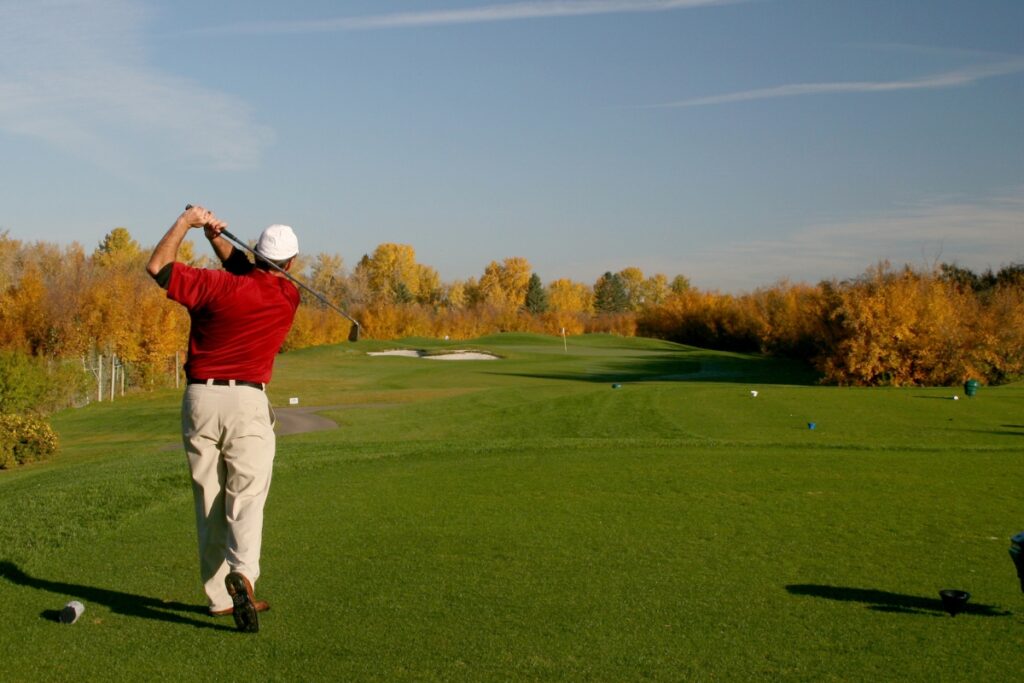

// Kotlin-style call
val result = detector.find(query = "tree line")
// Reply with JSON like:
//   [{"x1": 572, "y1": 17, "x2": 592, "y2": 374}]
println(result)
[{"x1": 2, "y1": 227, "x2": 1023, "y2": 397}]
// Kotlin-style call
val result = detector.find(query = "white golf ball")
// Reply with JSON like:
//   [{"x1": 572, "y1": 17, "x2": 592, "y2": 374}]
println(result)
[
  {"x1": 750, "y1": 390, "x2": 758, "y2": 397},
  {"x1": 953, "y1": 395, "x2": 959, "y2": 401}
]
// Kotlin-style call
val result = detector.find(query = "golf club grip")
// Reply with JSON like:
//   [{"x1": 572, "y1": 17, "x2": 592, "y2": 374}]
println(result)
[{"x1": 183, "y1": 205, "x2": 360, "y2": 328}]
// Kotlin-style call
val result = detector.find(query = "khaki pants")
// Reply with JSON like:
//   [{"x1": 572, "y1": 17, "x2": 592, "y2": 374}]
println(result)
[{"x1": 181, "y1": 383, "x2": 276, "y2": 611}]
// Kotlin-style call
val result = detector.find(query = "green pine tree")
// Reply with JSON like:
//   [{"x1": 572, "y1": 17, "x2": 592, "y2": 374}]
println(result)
[{"x1": 524, "y1": 273, "x2": 548, "y2": 313}]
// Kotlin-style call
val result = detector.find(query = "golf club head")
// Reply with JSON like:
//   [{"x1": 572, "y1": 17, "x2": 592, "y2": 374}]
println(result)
[
  {"x1": 348, "y1": 322, "x2": 360, "y2": 343},
  {"x1": 1010, "y1": 531, "x2": 1024, "y2": 593}
]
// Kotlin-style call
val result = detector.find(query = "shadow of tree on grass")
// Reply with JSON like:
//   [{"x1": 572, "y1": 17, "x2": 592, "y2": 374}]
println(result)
[
  {"x1": 0, "y1": 561, "x2": 233, "y2": 631},
  {"x1": 786, "y1": 584, "x2": 1012, "y2": 617}
]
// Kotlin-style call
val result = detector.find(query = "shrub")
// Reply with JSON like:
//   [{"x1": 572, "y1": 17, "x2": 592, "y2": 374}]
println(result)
[
  {"x1": 0, "y1": 350, "x2": 50, "y2": 414},
  {"x1": 585, "y1": 313, "x2": 637, "y2": 336},
  {"x1": 0, "y1": 350, "x2": 92, "y2": 414},
  {"x1": 0, "y1": 414, "x2": 59, "y2": 469},
  {"x1": 0, "y1": 439, "x2": 12, "y2": 470}
]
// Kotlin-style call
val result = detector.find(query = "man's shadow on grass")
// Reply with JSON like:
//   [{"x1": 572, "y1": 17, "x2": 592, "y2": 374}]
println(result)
[
  {"x1": 786, "y1": 584, "x2": 1012, "y2": 617},
  {"x1": 0, "y1": 561, "x2": 233, "y2": 631}
]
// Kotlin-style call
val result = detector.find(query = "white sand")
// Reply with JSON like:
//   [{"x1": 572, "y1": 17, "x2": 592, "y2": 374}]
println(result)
[
  {"x1": 367, "y1": 349, "x2": 498, "y2": 361},
  {"x1": 423, "y1": 352, "x2": 498, "y2": 361}
]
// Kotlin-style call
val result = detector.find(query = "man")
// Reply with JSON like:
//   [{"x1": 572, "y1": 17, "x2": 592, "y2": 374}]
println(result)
[{"x1": 146, "y1": 204, "x2": 300, "y2": 633}]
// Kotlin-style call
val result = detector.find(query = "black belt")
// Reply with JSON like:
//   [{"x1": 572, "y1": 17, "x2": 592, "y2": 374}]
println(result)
[{"x1": 187, "y1": 378, "x2": 265, "y2": 391}]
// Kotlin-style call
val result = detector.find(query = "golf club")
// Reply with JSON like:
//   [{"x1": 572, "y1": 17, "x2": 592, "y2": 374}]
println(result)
[{"x1": 185, "y1": 205, "x2": 361, "y2": 342}]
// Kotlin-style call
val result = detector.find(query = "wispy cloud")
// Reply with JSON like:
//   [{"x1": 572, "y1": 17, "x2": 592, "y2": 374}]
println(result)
[
  {"x1": 199, "y1": 0, "x2": 742, "y2": 35},
  {"x1": 0, "y1": 0, "x2": 271, "y2": 174},
  {"x1": 673, "y1": 190, "x2": 1024, "y2": 291},
  {"x1": 653, "y1": 58, "x2": 1024, "y2": 108}
]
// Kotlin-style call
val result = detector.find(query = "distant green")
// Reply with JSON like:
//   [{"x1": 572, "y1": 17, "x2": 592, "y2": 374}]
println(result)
[{"x1": 2, "y1": 334, "x2": 1022, "y2": 681}]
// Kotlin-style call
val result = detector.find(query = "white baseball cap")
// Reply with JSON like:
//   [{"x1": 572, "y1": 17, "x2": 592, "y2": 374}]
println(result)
[{"x1": 256, "y1": 224, "x2": 298, "y2": 260}]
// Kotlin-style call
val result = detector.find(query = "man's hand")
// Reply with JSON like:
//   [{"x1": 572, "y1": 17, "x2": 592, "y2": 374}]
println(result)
[
  {"x1": 148, "y1": 205, "x2": 226, "y2": 280},
  {"x1": 203, "y1": 222, "x2": 228, "y2": 240},
  {"x1": 183, "y1": 205, "x2": 227, "y2": 235},
  {"x1": 183, "y1": 204, "x2": 229, "y2": 241}
]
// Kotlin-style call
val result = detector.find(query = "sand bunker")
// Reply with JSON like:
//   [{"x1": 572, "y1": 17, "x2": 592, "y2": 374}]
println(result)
[
  {"x1": 424, "y1": 352, "x2": 498, "y2": 361},
  {"x1": 367, "y1": 349, "x2": 498, "y2": 361}
]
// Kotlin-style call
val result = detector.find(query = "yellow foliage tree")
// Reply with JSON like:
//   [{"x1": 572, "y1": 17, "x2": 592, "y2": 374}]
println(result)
[
  {"x1": 475, "y1": 257, "x2": 533, "y2": 309},
  {"x1": 618, "y1": 267, "x2": 645, "y2": 310},
  {"x1": 547, "y1": 278, "x2": 593, "y2": 314},
  {"x1": 445, "y1": 281, "x2": 468, "y2": 309},
  {"x1": 477, "y1": 261, "x2": 509, "y2": 307},
  {"x1": 309, "y1": 253, "x2": 347, "y2": 307},
  {"x1": 641, "y1": 273, "x2": 670, "y2": 306},
  {"x1": 364, "y1": 243, "x2": 420, "y2": 303},
  {"x1": 93, "y1": 227, "x2": 141, "y2": 268},
  {"x1": 818, "y1": 264, "x2": 978, "y2": 385},
  {"x1": 416, "y1": 264, "x2": 442, "y2": 305}
]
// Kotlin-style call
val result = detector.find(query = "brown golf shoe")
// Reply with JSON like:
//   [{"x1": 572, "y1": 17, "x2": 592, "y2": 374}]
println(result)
[{"x1": 224, "y1": 572, "x2": 260, "y2": 633}]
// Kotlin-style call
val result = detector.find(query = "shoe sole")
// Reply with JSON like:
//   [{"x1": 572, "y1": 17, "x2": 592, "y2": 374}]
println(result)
[{"x1": 225, "y1": 572, "x2": 259, "y2": 633}]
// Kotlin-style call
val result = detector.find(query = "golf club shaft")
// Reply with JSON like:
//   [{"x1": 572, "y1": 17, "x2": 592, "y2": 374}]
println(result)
[{"x1": 185, "y1": 205, "x2": 361, "y2": 329}]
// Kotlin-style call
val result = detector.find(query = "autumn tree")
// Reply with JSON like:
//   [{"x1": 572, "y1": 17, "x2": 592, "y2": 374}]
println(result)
[
  {"x1": 995, "y1": 263, "x2": 1024, "y2": 290},
  {"x1": 817, "y1": 264, "x2": 978, "y2": 386},
  {"x1": 1, "y1": 261, "x2": 48, "y2": 354},
  {"x1": 475, "y1": 257, "x2": 533, "y2": 309},
  {"x1": 617, "y1": 267, "x2": 645, "y2": 310},
  {"x1": 548, "y1": 279, "x2": 593, "y2": 314},
  {"x1": 748, "y1": 279, "x2": 829, "y2": 358},
  {"x1": 444, "y1": 280, "x2": 468, "y2": 309},
  {"x1": 94, "y1": 227, "x2": 142, "y2": 268},
  {"x1": 939, "y1": 263, "x2": 990, "y2": 294},
  {"x1": 543, "y1": 278, "x2": 593, "y2": 335},
  {"x1": 476, "y1": 262, "x2": 506, "y2": 306},
  {"x1": 640, "y1": 273, "x2": 670, "y2": 306},
  {"x1": 974, "y1": 283, "x2": 1024, "y2": 382},
  {"x1": 363, "y1": 243, "x2": 420, "y2": 303},
  {"x1": 309, "y1": 253, "x2": 348, "y2": 307},
  {"x1": 416, "y1": 264, "x2": 442, "y2": 305},
  {"x1": 594, "y1": 272, "x2": 629, "y2": 313},
  {"x1": 0, "y1": 231, "x2": 21, "y2": 292},
  {"x1": 348, "y1": 255, "x2": 373, "y2": 306},
  {"x1": 670, "y1": 274, "x2": 691, "y2": 294}
]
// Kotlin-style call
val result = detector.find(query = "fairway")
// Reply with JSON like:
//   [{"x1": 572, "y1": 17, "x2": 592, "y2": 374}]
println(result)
[{"x1": 2, "y1": 334, "x2": 1023, "y2": 681}]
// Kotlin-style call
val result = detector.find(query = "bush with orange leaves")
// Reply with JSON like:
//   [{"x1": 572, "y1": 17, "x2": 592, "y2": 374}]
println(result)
[
  {"x1": 636, "y1": 265, "x2": 1024, "y2": 386},
  {"x1": 972, "y1": 285, "x2": 1024, "y2": 384},
  {"x1": 817, "y1": 265, "x2": 970, "y2": 385},
  {"x1": 636, "y1": 289, "x2": 764, "y2": 352},
  {"x1": 585, "y1": 313, "x2": 637, "y2": 336}
]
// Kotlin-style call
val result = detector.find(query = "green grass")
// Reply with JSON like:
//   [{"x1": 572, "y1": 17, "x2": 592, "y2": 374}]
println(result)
[{"x1": 2, "y1": 334, "x2": 1023, "y2": 681}]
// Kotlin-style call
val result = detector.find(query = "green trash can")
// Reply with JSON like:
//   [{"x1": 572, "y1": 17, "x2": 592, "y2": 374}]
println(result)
[{"x1": 964, "y1": 379, "x2": 980, "y2": 397}]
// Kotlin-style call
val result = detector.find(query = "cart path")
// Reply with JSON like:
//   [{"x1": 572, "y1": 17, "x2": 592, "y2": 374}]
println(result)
[
  {"x1": 273, "y1": 404, "x2": 342, "y2": 435},
  {"x1": 160, "y1": 404, "x2": 346, "y2": 451}
]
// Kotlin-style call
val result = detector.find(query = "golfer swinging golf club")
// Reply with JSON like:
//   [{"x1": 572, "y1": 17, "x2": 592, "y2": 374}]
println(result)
[{"x1": 147, "y1": 204, "x2": 300, "y2": 633}]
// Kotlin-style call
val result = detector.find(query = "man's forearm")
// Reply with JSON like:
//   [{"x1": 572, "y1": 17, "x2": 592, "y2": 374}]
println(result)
[
  {"x1": 147, "y1": 205, "x2": 224, "y2": 279},
  {"x1": 207, "y1": 232, "x2": 234, "y2": 262},
  {"x1": 147, "y1": 218, "x2": 191, "y2": 277}
]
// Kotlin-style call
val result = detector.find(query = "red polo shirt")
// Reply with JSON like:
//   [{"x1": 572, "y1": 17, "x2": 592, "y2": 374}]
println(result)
[{"x1": 167, "y1": 262, "x2": 300, "y2": 384}]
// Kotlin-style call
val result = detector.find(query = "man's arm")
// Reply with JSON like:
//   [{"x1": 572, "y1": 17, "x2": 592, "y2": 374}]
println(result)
[
  {"x1": 147, "y1": 206, "x2": 227, "y2": 283},
  {"x1": 205, "y1": 225, "x2": 255, "y2": 275},
  {"x1": 204, "y1": 225, "x2": 234, "y2": 262}
]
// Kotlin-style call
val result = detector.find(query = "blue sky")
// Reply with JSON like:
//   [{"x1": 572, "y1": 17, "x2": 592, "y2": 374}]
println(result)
[{"x1": 1, "y1": 0, "x2": 1022, "y2": 291}]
